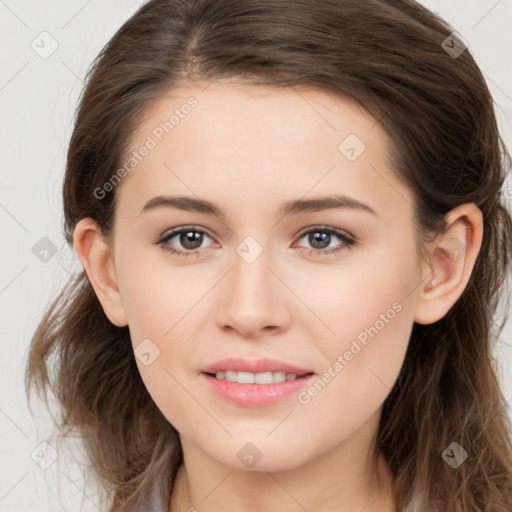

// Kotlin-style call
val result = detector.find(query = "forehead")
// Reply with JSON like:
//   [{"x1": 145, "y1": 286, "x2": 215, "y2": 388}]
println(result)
[
  {"x1": 115, "y1": 80, "x2": 413, "y2": 222},
  {"x1": 132, "y1": 80, "x2": 382, "y2": 153}
]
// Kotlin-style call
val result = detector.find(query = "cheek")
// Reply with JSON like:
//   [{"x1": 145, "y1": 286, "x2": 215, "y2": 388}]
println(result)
[
  {"x1": 295, "y1": 245, "x2": 418, "y2": 408},
  {"x1": 297, "y1": 276, "x2": 416, "y2": 442},
  {"x1": 289, "y1": 245, "x2": 418, "y2": 345},
  {"x1": 115, "y1": 245, "x2": 205, "y2": 343},
  {"x1": 114, "y1": 250, "x2": 207, "y2": 415},
  {"x1": 116, "y1": 262, "x2": 201, "y2": 430}
]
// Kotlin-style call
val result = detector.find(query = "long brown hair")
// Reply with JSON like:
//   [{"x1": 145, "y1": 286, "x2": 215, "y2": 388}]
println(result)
[{"x1": 25, "y1": 0, "x2": 512, "y2": 510}]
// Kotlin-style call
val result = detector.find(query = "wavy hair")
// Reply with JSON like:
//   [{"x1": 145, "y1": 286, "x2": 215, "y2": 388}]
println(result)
[{"x1": 25, "y1": 0, "x2": 512, "y2": 510}]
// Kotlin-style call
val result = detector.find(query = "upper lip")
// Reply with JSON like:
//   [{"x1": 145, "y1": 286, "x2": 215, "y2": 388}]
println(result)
[{"x1": 201, "y1": 357, "x2": 314, "y2": 376}]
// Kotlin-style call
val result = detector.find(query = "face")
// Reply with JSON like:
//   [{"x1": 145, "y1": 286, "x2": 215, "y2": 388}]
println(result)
[{"x1": 108, "y1": 81, "x2": 424, "y2": 471}]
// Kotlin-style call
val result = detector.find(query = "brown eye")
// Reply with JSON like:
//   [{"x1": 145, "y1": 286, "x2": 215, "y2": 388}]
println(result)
[
  {"x1": 154, "y1": 226, "x2": 215, "y2": 257},
  {"x1": 294, "y1": 226, "x2": 356, "y2": 256}
]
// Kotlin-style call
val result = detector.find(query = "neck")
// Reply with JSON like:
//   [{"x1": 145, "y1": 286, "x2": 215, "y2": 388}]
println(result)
[{"x1": 169, "y1": 410, "x2": 397, "y2": 512}]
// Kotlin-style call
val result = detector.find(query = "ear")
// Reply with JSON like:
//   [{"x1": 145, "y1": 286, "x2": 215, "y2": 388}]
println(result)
[
  {"x1": 73, "y1": 218, "x2": 128, "y2": 327},
  {"x1": 413, "y1": 203, "x2": 483, "y2": 325}
]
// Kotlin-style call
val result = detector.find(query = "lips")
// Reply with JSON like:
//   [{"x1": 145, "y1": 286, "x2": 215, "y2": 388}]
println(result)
[{"x1": 201, "y1": 357, "x2": 313, "y2": 376}]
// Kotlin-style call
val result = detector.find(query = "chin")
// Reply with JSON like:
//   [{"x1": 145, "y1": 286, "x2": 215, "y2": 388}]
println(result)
[{"x1": 211, "y1": 440, "x2": 313, "y2": 473}]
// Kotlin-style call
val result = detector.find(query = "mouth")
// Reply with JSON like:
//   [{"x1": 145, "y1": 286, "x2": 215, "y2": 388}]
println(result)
[
  {"x1": 200, "y1": 371, "x2": 316, "y2": 407},
  {"x1": 199, "y1": 358, "x2": 316, "y2": 407},
  {"x1": 203, "y1": 370, "x2": 314, "y2": 384},
  {"x1": 201, "y1": 357, "x2": 313, "y2": 377}
]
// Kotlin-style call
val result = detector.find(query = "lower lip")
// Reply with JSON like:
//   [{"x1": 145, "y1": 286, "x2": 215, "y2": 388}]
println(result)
[{"x1": 201, "y1": 373, "x2": 316, "y2": 407}]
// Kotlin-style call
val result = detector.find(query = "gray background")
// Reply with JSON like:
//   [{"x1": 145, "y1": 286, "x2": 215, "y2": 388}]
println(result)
[{"x1": 1, "y1": 0, "x2": 511, "y2": 510}]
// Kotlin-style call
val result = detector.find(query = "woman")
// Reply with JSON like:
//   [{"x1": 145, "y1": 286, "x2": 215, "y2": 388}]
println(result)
[{"x1": 25, "y1": 0, "x2": 512, "y2": 510}]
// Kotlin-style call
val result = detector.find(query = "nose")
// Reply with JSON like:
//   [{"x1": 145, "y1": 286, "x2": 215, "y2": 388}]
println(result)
[{"x1": 215, "y1": 241, "x2": 292, "y2": 339}]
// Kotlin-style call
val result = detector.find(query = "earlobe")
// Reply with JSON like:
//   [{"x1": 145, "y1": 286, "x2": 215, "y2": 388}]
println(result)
[
  {"x1": 73, "y1": 218, "x2": 128, "y2": 327},
  {"x1": 413, "y1": 203, "x2": 483, "y2": 326}
]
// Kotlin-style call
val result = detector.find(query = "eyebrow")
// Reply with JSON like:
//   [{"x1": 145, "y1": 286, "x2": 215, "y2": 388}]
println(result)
[{"x1": 139, "y1": 194, "x2": 377, "y2": 218}]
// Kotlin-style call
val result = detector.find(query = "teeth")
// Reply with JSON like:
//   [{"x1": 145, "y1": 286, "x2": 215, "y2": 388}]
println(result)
[{"x1": 214, "y1": 370, "x2": 299, "y2": 383}]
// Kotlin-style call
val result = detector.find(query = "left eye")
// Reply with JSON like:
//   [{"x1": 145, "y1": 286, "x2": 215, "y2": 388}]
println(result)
[
  {"x1": 293, "y1": 226, "x2": 355, "y2": 255},
  {"x1": 153, "y1": 225, "x2": 356, "y2": 258}
]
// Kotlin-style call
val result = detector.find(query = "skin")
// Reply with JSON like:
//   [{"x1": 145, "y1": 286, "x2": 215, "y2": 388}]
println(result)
[{"x1": 73, "y1": 80, "x2": 483, "y2": 512}]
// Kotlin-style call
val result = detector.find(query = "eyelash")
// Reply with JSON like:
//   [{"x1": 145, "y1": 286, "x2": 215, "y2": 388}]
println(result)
[{"x1": 153, "y1": 225, "x2": 356, "y2": 258}]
